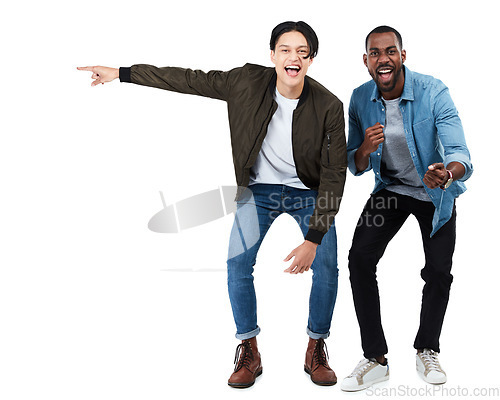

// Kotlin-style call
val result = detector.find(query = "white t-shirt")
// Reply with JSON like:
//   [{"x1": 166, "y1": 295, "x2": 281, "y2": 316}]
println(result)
[{"x1": 249, "y1": 88, "x2": 308, "y2": 189}]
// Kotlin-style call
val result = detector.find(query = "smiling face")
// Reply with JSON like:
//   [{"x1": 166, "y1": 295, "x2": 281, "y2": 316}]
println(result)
[
  {"x1": 271, "y1": 30, "x2": 313, "y2": 99},
  {"x1": 364, "y1": 32, "x2": 406, "y2": 100}
]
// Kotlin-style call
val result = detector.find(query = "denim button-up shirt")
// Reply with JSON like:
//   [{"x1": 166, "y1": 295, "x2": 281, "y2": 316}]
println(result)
[{"x1": 347, "y1": 66, "x2": 473, "y2": 236}]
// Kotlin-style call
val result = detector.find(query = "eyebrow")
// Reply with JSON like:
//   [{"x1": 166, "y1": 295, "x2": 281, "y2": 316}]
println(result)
[
  {"x1": 369, "y1": 45, "x2": 398, "y2": 51},
  {"x1": 279, "y1": 44, "x2": 309, "y2": 49}
]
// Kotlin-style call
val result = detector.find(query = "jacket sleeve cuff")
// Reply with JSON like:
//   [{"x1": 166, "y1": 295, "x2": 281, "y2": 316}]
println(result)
[
  {"x1": 444, "y1": 153, "x2": 473, "y2": 181},
  {"x1": 348, "y1": 148, "x2": 371, "y2": 176},
  {"x1": 305, "y1": 229, "x2": 325, "y2": 245},
  {"x1": 119, "y1": 67, "x2": 132, "y2": 83}
]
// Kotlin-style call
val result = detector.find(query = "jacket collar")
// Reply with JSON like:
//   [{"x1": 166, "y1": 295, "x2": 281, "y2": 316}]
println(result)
[
  {"x1": 370, "y1": 65, "x2": 414, "y2": 102},
  {"x1": 268, "y1": 72, "x2": 310, "y2": 107}
]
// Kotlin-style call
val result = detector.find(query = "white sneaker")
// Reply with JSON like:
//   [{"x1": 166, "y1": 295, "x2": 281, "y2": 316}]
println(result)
[
  {"x1": 341, "y1": 358, "x2": 389, "y2": 392},
  {"x1": 416, "y1": 349, "x2": 447, "y2": 384}
]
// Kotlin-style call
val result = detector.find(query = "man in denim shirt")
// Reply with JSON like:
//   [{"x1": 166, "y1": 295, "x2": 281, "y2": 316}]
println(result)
[{"x1": 341, "y1": 26, "x2": 472, "y2": 392}]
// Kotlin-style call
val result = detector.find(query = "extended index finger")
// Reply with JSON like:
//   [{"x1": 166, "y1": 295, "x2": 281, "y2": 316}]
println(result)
[
  {"x1": 77, "y1": 66, "x2": 96, "y2": 72},
  {"x1": 428, "y1": 162, "x2": 445, "y2": 171}
]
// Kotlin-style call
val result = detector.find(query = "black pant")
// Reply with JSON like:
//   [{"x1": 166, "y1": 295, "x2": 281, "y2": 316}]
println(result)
[{"x1": 348, "y1": 189, "x2": 456, "y2": 358}]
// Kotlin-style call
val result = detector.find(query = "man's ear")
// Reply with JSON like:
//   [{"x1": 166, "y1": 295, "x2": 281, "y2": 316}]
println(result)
[
  {"x1": 363, "y1": 54, "x2": 368, "y2": 68},
  {"x1": 401, "y1": 49, "x2": 406, "y2": 63},
  {"x1": 270, "y1": 50, "x2": 276, "y2": 65}
]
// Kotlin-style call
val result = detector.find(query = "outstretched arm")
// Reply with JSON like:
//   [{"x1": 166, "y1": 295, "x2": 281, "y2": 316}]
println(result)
[
  {"x1": 79, "y1": 64, "x2": 236, "y2": 101},
  {"x1": 77, "y1": 66, "x2": 119, "y2": 86}
]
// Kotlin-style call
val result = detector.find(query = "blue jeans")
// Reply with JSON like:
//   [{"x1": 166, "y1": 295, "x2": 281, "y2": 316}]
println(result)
[{"x1": 226, "y1": 184, "x2": 338, "y2": 340}]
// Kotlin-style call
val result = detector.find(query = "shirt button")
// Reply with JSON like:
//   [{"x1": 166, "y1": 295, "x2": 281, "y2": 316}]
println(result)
[{"x1": 377, "y1": 153, "x2": 380, "y2": 156}]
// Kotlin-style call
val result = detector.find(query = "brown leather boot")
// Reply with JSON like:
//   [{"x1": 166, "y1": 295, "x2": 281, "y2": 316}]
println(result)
[
  {"x1": 304, "y1": 337, "x2": 337, "y2": 386},
  {"x1": 228, "y1": 337, "x2": 262, "y2": 388}
]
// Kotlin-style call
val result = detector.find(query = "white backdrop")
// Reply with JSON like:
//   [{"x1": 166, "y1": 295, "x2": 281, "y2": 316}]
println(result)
[{"x1": 1, "y1": 0, "x2": 497, "y2": 399}]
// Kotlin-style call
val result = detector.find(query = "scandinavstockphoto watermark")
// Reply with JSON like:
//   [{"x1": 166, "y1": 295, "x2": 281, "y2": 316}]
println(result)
[
  {"x1": 149, "y1": 185, "x2": 395, "y2": 270},
  {"x1": 366, "y1": 385, "x2": 500, "y2": 397}
]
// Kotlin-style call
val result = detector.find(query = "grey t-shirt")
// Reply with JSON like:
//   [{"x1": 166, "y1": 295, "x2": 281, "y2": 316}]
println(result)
[{"x1": 381, "y1": 98, "x2": 431, "y2": 202}]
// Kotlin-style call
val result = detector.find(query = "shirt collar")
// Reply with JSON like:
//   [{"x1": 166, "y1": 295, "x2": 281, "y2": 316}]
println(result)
[
  {"x1": 268, "y1": 72, "x2": 310, "y2": 107},
  {"x1": 370, "y1": 65, "x2": 414, "y2": 102}
]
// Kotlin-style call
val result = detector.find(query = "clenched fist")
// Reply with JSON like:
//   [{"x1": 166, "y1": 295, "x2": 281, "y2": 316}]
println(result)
[
  {"x1": 354, "y1": 122, "x2": 385, "y2": 172},
  {"x1": 360, "y1": 122, "x2": 385, "y2": 155}
]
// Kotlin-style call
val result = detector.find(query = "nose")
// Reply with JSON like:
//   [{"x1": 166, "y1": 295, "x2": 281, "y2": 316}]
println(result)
[
  {"x1": 378, "y1": 50, "x2": 390, "y2": 64},
  {"x1": 289, "y1": 50, "x2": 300, "y2": 61}
]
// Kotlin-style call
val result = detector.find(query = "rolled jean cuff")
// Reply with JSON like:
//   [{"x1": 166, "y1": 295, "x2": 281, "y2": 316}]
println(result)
[
  {"x1": 307, "y1": 327, "x2": 330, "y2": 340},
  {"x1": 235, "y1": 326, "x2": 260, "y2": 340}
]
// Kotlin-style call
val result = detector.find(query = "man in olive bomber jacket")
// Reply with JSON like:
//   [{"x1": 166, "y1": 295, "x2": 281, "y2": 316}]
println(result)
[{"x1": 78, "y1": 21, "x2": 347, "y2": 388}]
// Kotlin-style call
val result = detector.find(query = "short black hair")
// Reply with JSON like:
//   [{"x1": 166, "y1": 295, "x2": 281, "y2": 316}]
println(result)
[
  {"x1": 365, "y1": 25, "x2": 403, "y2": 51},
  {"x1": 270, "y1": 21, "x2": 319, "y2": 59}
]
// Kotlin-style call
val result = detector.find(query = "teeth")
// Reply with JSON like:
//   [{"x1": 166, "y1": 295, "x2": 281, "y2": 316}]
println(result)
[
  {"x1": 286, "y1": 66, "x2": 300, "y2": 70},
  {"x1": 379, "y1": 69, "x2": 392, "y2": 74}
]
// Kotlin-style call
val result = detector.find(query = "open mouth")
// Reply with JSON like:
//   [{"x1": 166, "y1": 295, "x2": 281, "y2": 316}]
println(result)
[
  {"x1": 285, "y1": 65, "x2": 301, "y2": 77},
  {"x1": 377, "y1": 66, "x2": 394, "y2": 83}
]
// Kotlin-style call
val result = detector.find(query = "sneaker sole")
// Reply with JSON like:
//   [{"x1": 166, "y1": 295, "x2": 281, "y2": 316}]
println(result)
[
  {"x1": 416, "y1": 365, "x2": 446, "y2": 385},
  {"x1": 340, "y1": 374, "x2": 389, "y2": 392},
  {"x1": 228, "y1": 368, "x2": 263, "y2": 389}
]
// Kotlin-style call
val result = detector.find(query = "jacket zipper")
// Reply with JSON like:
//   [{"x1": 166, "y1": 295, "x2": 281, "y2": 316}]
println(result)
[
  {"x1": 327, "y1": 133, "x2": 331, "y2": 164},
  {"x1": 239, "y1": 101, "x2": 278, "y2": 193},
  {"x1": 291, "y1": 109, "x2": 306, "y2": 185}
]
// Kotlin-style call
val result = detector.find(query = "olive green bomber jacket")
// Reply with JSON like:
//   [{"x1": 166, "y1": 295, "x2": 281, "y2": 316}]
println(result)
[{"x1": 119, "y1": 63, "x2": 347, "y2": 244}]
